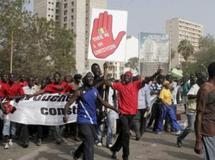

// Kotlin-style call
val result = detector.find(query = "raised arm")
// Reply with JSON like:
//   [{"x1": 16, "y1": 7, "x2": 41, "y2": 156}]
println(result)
[
  {"x1": 97, "y1": 94, "x2": 118, "y2": 113},
  {"x1": 63, "y1": 90, "x2": 81, "y2": 123},
  {"x1": 144, "y1": 68, "x2": 162, "y2": 83}
]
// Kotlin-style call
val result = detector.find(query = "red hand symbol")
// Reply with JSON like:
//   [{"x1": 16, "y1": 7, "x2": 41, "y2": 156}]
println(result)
[{"x1": 90, "y1": 11, "x2": 126, "y2": 59}]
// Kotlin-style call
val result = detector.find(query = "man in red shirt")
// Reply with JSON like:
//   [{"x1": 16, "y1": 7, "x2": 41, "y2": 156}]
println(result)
[
  {"x1": 0, "y1": 74, "x2": 8, "y2": 100},
  {"x1": 3, "y1": 74, "x2": 24, "y2": 97},
  {"x1": 2, "y1": 73, "x2": 24, "y2": 149},
  {"x1": 18, "y1": 75, "x2": 28, "y2": 87},
  {"x1": 35, "y1": 72, "x2": 74, "y2": 95},
  {"x1": 32, "y1": 72, "x2": 74, "y2": 144},
  {"x1": 106, "y1": 69, "x2": 161, "y2": 160}
]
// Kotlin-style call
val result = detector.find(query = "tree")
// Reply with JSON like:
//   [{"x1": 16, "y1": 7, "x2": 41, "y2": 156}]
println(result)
[
  {"x1": 127, "y1": 57, "x2": 139, "y2": 68},
  {"x1": 170, "y1": 49, "x2": 176, "y2": 60},
  {"x1": 178, "y1": 39, "x2": 194, "y2": 62},
  {"x1": 0, "y1": 0, "x2": 76, "y2": 78},
  {"x1": 199, "y1": 34, "x2": 215, "y2": 50},
  {"x1": 182, "y1": 35, "x2": 215, "y2": 75}
]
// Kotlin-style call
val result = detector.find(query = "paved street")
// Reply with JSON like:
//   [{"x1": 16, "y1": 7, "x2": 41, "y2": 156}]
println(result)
[{"x1": 0, "y1": 130, "x2": 203, "y2": 160}]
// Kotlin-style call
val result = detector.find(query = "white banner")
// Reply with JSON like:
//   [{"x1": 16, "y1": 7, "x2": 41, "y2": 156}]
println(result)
[
  {"x1": 9, "y1": 94, "x2": 77, "y2": 126},
  {"x1": 88, "y1": 8, "x2": 127, "y2": 62}
]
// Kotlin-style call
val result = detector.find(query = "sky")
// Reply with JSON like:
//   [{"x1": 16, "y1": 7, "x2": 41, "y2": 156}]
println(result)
[
  {"x1": 107, "y1": 0, "x2": 215, "y2": 37},
  {"x1": 27, "y1": 0, "x2": 215, "y2": 38}
]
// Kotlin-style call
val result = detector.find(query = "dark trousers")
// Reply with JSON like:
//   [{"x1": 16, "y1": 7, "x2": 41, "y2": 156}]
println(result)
[
  {"x1": 139, "y1": 109, "x2": 148, "y2": 136},
  {"x1": 0, "y1": 119, "x2": 3, "y2": 140},
  {"x1": 111, "y1": 115, "x2": 134, "y2": 159},
  {"x1": 74, "y1": 124, "x2": 96, "y2": 160},
  {"x1": 65, "y1": 123, "x2": 79, "y2": 138},
  {"x1": 19, "y1": 124, "x2": 29, "y2": 143},
  {"x1": 148, "y1": 102, "x2": 159, "y2": 131},
  {"x1": 131, "y1": 109, "x2": 148, "y2": 139},
  {"x1": 20, "y1": 124, "x2": 43, "y2": 143}
]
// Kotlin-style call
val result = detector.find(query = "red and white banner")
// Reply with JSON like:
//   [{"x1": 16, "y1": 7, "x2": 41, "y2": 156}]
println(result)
[{"x1": 88, "y1": 8, "x2": 127, "y2": 62}]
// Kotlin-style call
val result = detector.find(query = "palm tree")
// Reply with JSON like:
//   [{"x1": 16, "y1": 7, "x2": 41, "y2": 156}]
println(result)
[{"x1": 178, "y1": 39, "x2": 194, "y2": 62}]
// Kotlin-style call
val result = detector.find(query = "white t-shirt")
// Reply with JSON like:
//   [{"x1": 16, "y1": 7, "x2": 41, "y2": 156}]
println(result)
[
  {"x1": 23, "y1": 85, "x2": 40, "y2": 94},
  {"x1": 187, "y1": 84, "x2": 200, "y2": 113}
]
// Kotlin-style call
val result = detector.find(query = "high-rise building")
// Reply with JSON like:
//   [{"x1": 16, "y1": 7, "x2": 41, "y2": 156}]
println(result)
[
  {"x1": 33, "y1": 0, "x2": 107, "y2": 73},
  {"x1": 166, "y1": 17, "x2": 203, "y2": 66}
]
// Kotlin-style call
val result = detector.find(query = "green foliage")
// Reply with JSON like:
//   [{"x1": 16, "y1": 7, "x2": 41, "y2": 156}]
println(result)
[
  {"x1": 0, "y1": 0, "x2": 76, "y2": 78},
  {"x1": 126, "y1": 57, "x2": 139, "y2": 68},
  {"x1": 182, "y1": 35, "x2": 215, "y2": 75},
  {"x1": 178, "y1": 39, "x2": 194, "y2": 62}
]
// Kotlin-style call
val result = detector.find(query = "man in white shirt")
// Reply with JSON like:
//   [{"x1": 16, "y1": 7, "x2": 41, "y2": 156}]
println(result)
[
  {"x1": 132, "y1": 82, "x2": 151, "y2": 140},
  {"x1": 20, "y1": 77, "x2": 42, "y2": 148},
  {"x1": 177, "y1": 76, "x2": 201, "y2": 147}
]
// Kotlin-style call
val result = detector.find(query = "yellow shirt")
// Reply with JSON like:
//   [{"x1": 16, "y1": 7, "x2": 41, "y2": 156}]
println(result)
[{"x1": 159, "y1": 88, "x2": 172, "y2": 105}]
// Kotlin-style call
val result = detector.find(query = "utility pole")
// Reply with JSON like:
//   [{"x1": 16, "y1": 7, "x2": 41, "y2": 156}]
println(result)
[{"x1": 10, "y1": 31, "x2": 14, "y2": 74}]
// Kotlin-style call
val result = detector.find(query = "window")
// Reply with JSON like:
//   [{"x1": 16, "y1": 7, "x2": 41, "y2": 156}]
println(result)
[
  {"x1": 64, "y1": 16, "x2": 67, "y2": 22},
  {"x1": 64, "y1": 10, "x2": 67, "y2": 15},
  {"x1": 64, "y1": 3, "x2": 68, "y2": 8},
  {"x1": 56, "y1": 2, "x2": 60, "y2": 8},
  {"x1": 71, "y1": 8, "x2": 74, "y2": 12},
  {"x1": 71, "y1": 1, "x2": 74, "y2": 5},
  {"x1": 64, "y1": 24, "x2": 67, "y2": 28},
  {"x1": 71, "y1": 15, "x2": 74, "y2": 19},
  {"x1": 71, "y1": 22, "x2": 74, "y2": 27}
]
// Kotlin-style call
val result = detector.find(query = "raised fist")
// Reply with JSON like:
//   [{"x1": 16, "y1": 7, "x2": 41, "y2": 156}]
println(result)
[{"x1": 91, "y1": 11, "x2": 126, "y2": 59}]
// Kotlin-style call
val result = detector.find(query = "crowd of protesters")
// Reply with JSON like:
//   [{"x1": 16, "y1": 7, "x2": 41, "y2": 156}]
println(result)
[{"x1": 0, "y1": 62, "x2": 214, "y2": 160}]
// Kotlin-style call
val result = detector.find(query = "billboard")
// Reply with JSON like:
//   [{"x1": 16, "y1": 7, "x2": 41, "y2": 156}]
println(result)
[
  {"x1": 139, "y1": 33, "x2": 170, "y2": 63},
  {"x1": 88, "y1": 8, "x2": 127, "y2": 62}
]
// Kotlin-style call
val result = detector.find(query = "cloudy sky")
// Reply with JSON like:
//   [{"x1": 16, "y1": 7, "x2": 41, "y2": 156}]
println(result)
[
  {"x1": 107, "y1": 0, "x2": 215, "y2": 37},
  {"x1": 27, "y1": 0, "x2": 215, "y2": 37}
]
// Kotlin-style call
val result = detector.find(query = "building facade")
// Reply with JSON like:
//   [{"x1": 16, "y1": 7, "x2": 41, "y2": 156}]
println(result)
[
  {"x1": 33, "y1": 0, "x2": 107, "y2": 73},
  {"x1": 125, "y1": 35, "x2": 139, "y2": 62},
  {"x1": 166, "y1": 18, "x2": 203, "y2": 67}
]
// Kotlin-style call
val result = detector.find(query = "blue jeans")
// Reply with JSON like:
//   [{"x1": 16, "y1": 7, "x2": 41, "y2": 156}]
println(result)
[
  {"x1": 177, "y1": 113, "x2": 195, "y2": 142},
  {"x1": 2, "y1": 118, "x2": 16, "y2": 137},
  {"x1": 203, "y1": 136, "x2": 215, "y2": 160},
  {"x1": 155, "y1": 104, "x2": 181, "y2": 132}
]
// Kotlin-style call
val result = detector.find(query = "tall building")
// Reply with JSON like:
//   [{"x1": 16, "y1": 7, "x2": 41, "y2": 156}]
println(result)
[
  {"x1": 33, "y1": 0, "x2": 107, "y2": 73},
  {"x1": 166, "y1": 18, "x2": 203, "y2": 66},
  {"x1": 125, "y1": 35, "x2": 139, "y2": 62}
]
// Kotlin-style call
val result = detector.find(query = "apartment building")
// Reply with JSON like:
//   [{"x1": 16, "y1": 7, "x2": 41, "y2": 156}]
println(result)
[
  {"x1": 166, "y1": 18, "x2": 203, "y2": 66},
  {"x1": 33, "y1": 0, "x2": 107, "y2": 73}
]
